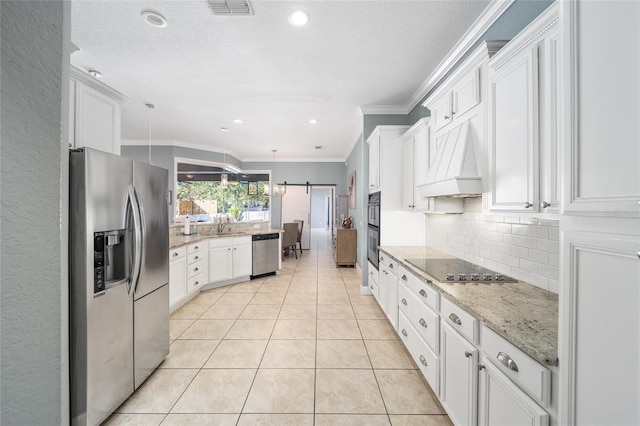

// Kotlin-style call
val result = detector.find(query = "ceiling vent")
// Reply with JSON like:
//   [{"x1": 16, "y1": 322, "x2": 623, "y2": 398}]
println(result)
[{"x1": 206, "y1": 0, "x2": 253, "y2": 16}]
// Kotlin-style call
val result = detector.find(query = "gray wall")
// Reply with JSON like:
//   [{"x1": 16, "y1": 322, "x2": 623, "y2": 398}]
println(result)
[
  {"x1": 1, "y1": 1, "x2": 66, "y2": 423},
  {"x1": 310, "y1": 187, "x2": 333, "y2": 229},
  {"x1": 345, "y1": 133, "x2": 368, "y2": 286}
]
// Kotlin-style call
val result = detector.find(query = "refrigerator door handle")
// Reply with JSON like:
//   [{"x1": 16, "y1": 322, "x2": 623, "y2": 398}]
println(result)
[{"x1": 128, "y1": 185, "x2": 143, "y2": 294}]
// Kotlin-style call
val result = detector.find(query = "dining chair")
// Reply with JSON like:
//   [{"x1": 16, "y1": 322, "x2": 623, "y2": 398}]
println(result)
[
  {"x1": 282, "y1": 222, "x2": 299, "y2": 260},
  {"x1": 293, "y1": 219, "x2": 304, "y2": 256}
]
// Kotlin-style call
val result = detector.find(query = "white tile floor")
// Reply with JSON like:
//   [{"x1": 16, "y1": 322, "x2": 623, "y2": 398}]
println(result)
[{"x1": 106, "y1": 230, "x2": 451, "y2": 426}]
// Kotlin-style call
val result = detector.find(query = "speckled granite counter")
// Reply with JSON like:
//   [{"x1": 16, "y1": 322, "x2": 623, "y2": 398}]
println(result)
[
  {"x1": 380, "y1": 246, "x2": 558, "y2": 366},
  {"x1": 170, "y1": 229, "x2": 283, "y2": 249}
]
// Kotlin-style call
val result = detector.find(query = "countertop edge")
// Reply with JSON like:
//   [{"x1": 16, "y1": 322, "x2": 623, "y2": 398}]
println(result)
[
  {"x1": 170, "y1": 229, "x2": 283, "y2": 249},
  {"x1": 379, "y1": 246, "x2": 558, "y2": 367}
]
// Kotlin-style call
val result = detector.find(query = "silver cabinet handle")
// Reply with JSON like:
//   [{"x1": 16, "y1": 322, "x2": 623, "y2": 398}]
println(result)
[
  {"x1": 383, "y1": 271, "x2": 389, "y2": 275},
  {"x1": 401, "y1": 329, "x2": 408, "y2": 337},
  {"x1": 194, "y1": 255, "x2": 199, "y2": 260},
  {"x1": 194, "y1": 267, "x2": 199, "y2": 272},
  {"x1": 172, "y1": 252, "x2": 179, "y2": 257},
  {"x1": 426, "y1": 279, "x2": 433, "y2": 285},
  {"x1": 449, "y1": 313, "x2": 462, "y2": 325},
  {"x1": 419, "y1": 318, "x2": 427, "y2": 328},
  {"x1": 380, "y1": 256, "x2": 384, "y2": 261},
  {"x1": 194, "y1": 245, "x2": 199, "y2": 250},
  {"x1": 524, "y1": 202, "x2": 533, "y2": 209},
  {"x1": 478, "y1": 363, "x2": 485, "y2": 371},
  {"x1": 418, "y1": 289, "x2": 428, "y2": 298},
  {"x1": 401, "y1": 275, "x2": 408, "y2": 281},
  {"x1": 637, "y1": 251, "x2": 640, "y2": 259},
  {"x1": 541, "y1": 201, "x2": 551, "y2": 208},
  {"x1": 419, "y1": 355, "x2": 428, "y2": 367},
  {"x1": 389, "y1": 263, "x2": 394, "y2": 269},
  {"x1": 227, "y1": 248, "x2": 231, "y2": 251},
  {"x1": 401, "y1": 298, "x2": 407, "y2": 306},
  {"x1": 194, "y1": 281, "x2": 199, "y2": 286},
  {"x1": 369, "y1": 285, "x2": 374, "y2": 290},
  {"x1": 497, "y1": 352, "x2": 519, "y2": 372},
  {"x1": 444, "y1": 115, "x2": 450, "y2": 120},
  {"x1": 465, "y1": 351, "x2": 473, "y2": 358}
]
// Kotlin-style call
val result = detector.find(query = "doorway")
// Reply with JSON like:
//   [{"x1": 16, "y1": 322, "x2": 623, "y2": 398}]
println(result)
[{"x1": 281, "y1": 185, "x2": 335, "y2": 251}]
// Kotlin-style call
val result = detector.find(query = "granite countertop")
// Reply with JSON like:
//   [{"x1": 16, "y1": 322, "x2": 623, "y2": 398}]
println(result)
[
  {"x1": 379, "y1": 246, "x2": 558, "y2": 366},
  {"x1": 170, "y1": 229, "x2": 283, "y2": 249}
]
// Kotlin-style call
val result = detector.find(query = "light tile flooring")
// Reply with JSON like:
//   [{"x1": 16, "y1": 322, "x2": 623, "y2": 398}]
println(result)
[{"x1": 106, "y1": 230, "x2": 451, "y2": 426}]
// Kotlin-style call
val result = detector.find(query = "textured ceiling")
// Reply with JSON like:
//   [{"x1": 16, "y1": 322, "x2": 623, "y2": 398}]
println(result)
[{"x1": 70, "y1": 0, "x2": 491, "y2": 161}]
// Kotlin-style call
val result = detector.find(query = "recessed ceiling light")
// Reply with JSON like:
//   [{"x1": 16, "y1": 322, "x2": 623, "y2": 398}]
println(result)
[
  {"x1": 232, "y1": 119, "x2": 243, "y2": 124},
  {"x1": 288, "y1": 10, "x2": 309, "y2": 27},
  {"x1": 220, "y1": 127, "x2": 229, "y2": 132},
  {"x1": 309, "y1": 119, "x2": 318, "y2": 124},
  {"x1": 141, "y1": 11, "x2": 168, "y2": 28},
  {"x1": 88, "y1": 69, "x2": 102, "y2": 78}
]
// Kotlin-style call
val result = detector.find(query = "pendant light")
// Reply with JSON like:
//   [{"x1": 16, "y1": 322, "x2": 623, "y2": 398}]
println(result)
[
  {"x1": 269, "y1": 149, "x2": 278, "y2": 196},
  {"x1": 221, "y1": 135, "x2": 228, "y2": 188},
  {"x1": 145, "y1": 103, "x2": 154, "y2": 164}
]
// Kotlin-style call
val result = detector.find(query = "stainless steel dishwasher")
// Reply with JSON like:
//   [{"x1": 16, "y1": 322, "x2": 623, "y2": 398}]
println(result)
[{"x1": 251, "y1": 233, "x2": 280, "y2": 278}]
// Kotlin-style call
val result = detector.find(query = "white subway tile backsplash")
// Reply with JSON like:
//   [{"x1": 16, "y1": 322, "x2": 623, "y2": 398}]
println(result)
[{"x1": 424, "y1": 198, "x2": 560, "y2": 293}]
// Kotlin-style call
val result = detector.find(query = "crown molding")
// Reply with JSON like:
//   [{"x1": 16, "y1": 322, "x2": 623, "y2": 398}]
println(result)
[
  {"x1": 360, "y1": 0, "x2": 515, "y2": 116},
  {"x1": 70, "y1": 65, "x2": 126, "y2": 103}
]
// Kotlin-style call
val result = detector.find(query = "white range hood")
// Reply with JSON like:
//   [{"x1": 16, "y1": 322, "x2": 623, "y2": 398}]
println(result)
[{"x1": 418, "y1": 120, "x2": 483, "y2": 198}]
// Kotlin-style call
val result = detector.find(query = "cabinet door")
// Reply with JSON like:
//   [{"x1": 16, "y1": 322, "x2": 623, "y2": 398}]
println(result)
[
  {"x1": 386, "y1": 274, "x2": 398, "y2": 330},
  {"x1": 412, "y1": 125, "x2": 431, "y2": 211},
  {"x1": 169, "y1": 257, "x2": 187, "y2": 309},
  {"x1": 478, "y1": 358, "x2": 549, "y2": 426},
  {"x1": 208, "y1": 246, "x2": 232, "y2": 283},
  {"x1": 431, "y1": 93, "x2": 453, "y2": 130},
  {"x1": 488, "y1": 48, "x2": 539, "y2": 213},
  {"x1": 75, "y1": 83, "x2": 121, "y2": 155},
  {"x1": 368, "y1": 134, "x2": 381, "y2": 192},
  {"x1": 401, "y1": 138, "x2": 415, "y2": 211},
  {"x1": 539, "y1": 28, "x2": 561, "y2": 214},
  {"x1": 377, "y1": 265, "x2": 389, "y2": 314},
  {"x1": 453, "y1": 67, "x2": 480, "y2": 118},
  {"x1": 441, "y1": 322, "x2": 478, "y2": 426},
  {"x1": 232, "y1": 242, "x2": 252, "y2": 278},
  {"x1": 560, "y1": 229, "x2": 640, "y2": 426}
]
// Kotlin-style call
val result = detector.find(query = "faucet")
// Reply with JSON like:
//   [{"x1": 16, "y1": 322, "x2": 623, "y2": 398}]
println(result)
[
  {"x1": 218, "y1": 222, "x2": 226, "y2": 234},
  {"x1": 217, "y1": 213, "x2": 228, "y2": 233}
]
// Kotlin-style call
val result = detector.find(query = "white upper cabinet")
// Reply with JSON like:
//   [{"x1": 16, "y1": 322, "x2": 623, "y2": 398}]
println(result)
[
  {"x1": 69, "y1": 66, "x2": 125, "y2": 155},
  {"x1": 401, "y1": 118, "x2": 431, "y2": 212},
  {"x1": 560, "y1": 1, "x2": 639, "y2": 216},
  {"x1": 430, "y1": 93, "x2": 453, "y2": 131},
  {"x1": 452, "y1": 68, "x2": 481, "y2": 120},
  {"x1": 487, "y1": 4, "x2": 560, "y2": 213},
  {"x1": 368, "y1": 132, "x2": 381, "y2": 193}
]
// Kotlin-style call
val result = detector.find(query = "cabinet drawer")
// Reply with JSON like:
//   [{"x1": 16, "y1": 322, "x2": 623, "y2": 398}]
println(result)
[
  {"x1": 170, "y1": 246, "x2": 186, "y2": 259},
  {"x1": 480, "y1": 325, "x2": 551, "y2": 406},
  {"x1": 187, "y1": 241, "x2": 206, "y2": 254},
  {"x1": 399, "y1": 311, "x2": 440, "y2": 395},
  {"x1": 187, "y1": 272, "x2": 205, "y2": 292},
  {"x1": 187, "y1": 251, "x2": 205, "y2": 265},
  {"x1": 209, "y1": 237, "x2": 231, "y2": 249},
  {"x1": 232, "y1": 236, "x2": 252, "y2": 246},
  {"x1": 367, "y1": 261, "x2": 378, "y2": 285},
  {"x1": 441, "y1": 297, "x2": 478, "y2": 344},
  {"x1": 379, "y1": 254, "x2": 399, "y2": 278},
  {"x1": 368, "y1": 276, "x2": 379, "y2": 300},
  {"x1": 398, "y1": 265, "x2": 439, "y2": 311},
  {"x1": 187, "y1": 258, "x2": 206, "y2": 279},
  {"x1": 399, "y1": 282, "x2": 440, "y2": 353}
]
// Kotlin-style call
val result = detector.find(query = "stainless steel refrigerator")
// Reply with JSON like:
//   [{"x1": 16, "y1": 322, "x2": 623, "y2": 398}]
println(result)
[{"x1": 69, "y1": 148, "x2": 169, "y2": 425}]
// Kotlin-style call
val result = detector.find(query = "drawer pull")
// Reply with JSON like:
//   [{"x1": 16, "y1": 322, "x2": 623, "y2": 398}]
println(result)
[
  {"x1": 401, "y1": 275, "x2": 408, "y2": 281},
  {"x1": 380, "y1": 256, "x2": 385, "y2": 261},
  {"x1": 418, "y1": 289, "x2": 428, "y2": 298},
  {"x1": 369, "y1": 285, "x2": 374, "y2": 290},
  {"x1": 194, "y1": 245, "x2": 199, "y2": 250},
  {"x1": 194, "y1": 267, "x2": 199, "y2": 272},
  {"x1": 426, "y1": 279, "x2": 433, "y2": 285},
  {"x1": 478, "y1": 363, "x2": 485, "y2": 371},
  {"x1": 172, "y1": 252, "x2": 179, "y2": 257},
  {"x1": 389, "y1": 263, "x2": 394, "y2": 269},
  {"x1": 194, "y1": 281, "x2": 199, "y2": 286},
  {"x1": 194, "y1": 255, "x2": 199, "y2": 260},
  {"x1": 401, "y1": 298, "x2": 408, "y2": 305},
  {"x1": 419, "y1": 318, "x2": 427, "y2": 328},
  {"x1": 401, "y1": 329, "x2": 408, "y2": 337},
  {"x1": 449, "y1": 313, "x2": 462, "y2": 325},
  {"x1": 465, "y1": 351, "x2": 473, "y2": 358},
  {"x1": 497, "y1": 352, "x2": 519, "y2": 372},
  {"x1": 419, "y1": 355, "x2": 428, "y2": 367}
]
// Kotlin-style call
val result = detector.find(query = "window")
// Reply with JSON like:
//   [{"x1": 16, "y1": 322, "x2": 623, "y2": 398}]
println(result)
[{"x1": 175, "y1": 159, "x2": 270, "y2": 222}]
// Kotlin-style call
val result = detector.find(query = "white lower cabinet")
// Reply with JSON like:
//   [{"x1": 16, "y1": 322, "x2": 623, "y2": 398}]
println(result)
[
  {"x1": 209, "y1": 236, "x2": 252, "y2": 283},
  {"x1": 378, "y1": 253, "x2": 399, "y2": 329},
  {"x1": 441, "y1": 321, "x2": 479, "y2": 426},
  {"x1": 186, "y1": 242, "x2": 208, "y2": 295},
  {"x1": 478, "y1": 359, "x2": 549, "y2": 426},
  {"x1": 169, "y1": 246, "x2": 187, "y2": 309},
  {"x1": 399, "y1": 311, "x2": 440, "y2": 395}
]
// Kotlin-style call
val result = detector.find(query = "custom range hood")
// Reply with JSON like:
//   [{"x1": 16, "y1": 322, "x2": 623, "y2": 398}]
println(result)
[{"x1": 418, "y1": 120, "x2": 482, "y2": 198}]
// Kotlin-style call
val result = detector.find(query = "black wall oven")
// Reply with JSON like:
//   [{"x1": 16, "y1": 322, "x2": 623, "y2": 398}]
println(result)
[{"x1": 367, "y1": 192, "x2": 380, "y2": 269}]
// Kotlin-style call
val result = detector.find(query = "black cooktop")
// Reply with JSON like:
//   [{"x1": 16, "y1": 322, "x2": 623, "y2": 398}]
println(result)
[{"x1": 405, "y1": 258, "x2": 517, "y2": 283}]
